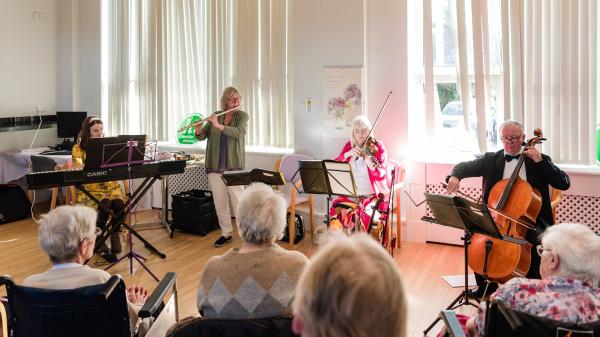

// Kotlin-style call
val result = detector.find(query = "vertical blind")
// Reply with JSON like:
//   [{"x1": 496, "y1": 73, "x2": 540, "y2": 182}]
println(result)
[
  {"x1": 419, "y1": 0, "x2": 598, "y2": 164},
  {"x1": 102, "y1": 0, "x2": 292, "y2": 149}
]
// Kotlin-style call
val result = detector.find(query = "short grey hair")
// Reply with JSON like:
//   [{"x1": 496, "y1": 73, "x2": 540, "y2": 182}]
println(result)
[
  {"x1": 236, "y1": 183, "x2": 286, "y2": 245},
  {"x1": 541, "y1": 223, "x2": 600, "y2": 286},
  {"x1": 38, "y1": 205, "x2": 97, "y2": 263},
  {"x1": 499, "y1": 120, "x2": 524, "y2": 134},
  {"x1": 293, "y1": 233, "x2": 407, "y2": 337}
]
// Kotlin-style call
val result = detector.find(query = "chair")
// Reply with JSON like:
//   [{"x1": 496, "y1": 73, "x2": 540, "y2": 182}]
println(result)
[
  {"x1": 0, "y1": 272, "x2": 178, "y2": 337},
  {"x1": 549, "y1": 187, "x2": 562, "y2": 224},
  {"x1": 387, "y1": 160, "x2": 405, "y2": 248},
  {"x1": 440, "y1": 300, "x2": 600, "y2": 337},
  {"x1": 28, "y1": 155, "x2": 75, "y2": 209},
  {"x1": 275, "y1": 154, "x2": 315, "y2": 249},
  {"x1": 166, "y1": 317, "x2": 295, "y2": 337},
  {"x1": 484, "y1": 300, "x2": 600, "y2": 337}
]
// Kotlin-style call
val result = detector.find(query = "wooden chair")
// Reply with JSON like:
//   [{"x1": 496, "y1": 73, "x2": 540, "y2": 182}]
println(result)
[
  {"x1": 387, "y1": 160, "x2": 405, "y2": 248},
  {"x1": 549, "y1": 187, "x2": 562, "y2": 223},
  {"x1": 274, "y1": 154, "x2": 315, "y2": 249}
]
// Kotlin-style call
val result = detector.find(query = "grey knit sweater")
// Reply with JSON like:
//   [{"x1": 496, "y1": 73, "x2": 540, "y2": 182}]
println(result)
[{"x1": 196, "y1": 244, "x2": 308, "y2": 319}]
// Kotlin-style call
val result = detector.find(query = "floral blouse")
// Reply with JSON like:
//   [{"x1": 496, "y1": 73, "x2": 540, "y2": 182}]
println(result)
[
  {"x1": 72, "y1": 144, "x2": 125, "y2": 206},
  {"x1": 475, "y1": 276, "x2": 600, "y2": 336}
]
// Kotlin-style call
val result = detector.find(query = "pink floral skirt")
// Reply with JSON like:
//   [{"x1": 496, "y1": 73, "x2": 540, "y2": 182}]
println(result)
[{"x1": 329, "y1": 195, "x2": 387, "y2": 232}]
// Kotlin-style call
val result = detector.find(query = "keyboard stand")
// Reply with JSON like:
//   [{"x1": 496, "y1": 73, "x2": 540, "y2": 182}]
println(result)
[{"x1": 81, "y1": 173, "x2": 166, "y2": 280}]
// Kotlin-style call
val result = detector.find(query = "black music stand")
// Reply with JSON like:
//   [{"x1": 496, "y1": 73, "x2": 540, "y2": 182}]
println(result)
[
  {"x1": 81, "y1": 136, "x2": 164, "y2": 282},
  {"x1": 295, "y1": 160, "x2": 358, "y2": 227},
  {"x1": 421, "y1": 193, "x2": 523, "y2": 335},
  {"x1": 221, "y1": 168, "x2": 285, "y2": 186}
]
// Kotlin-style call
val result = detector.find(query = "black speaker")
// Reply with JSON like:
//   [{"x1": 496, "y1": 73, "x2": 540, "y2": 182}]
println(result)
[{"x1": 172, "y1": 190, "x2": 219, "y2": 236}]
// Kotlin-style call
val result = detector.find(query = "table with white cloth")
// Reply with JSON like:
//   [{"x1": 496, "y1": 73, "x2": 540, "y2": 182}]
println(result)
[
  {"x1": 0, "y1": 148, "x2": 72, "y2": 202},
  {"x1": 0, "y1": 148, "x2": 71, "y2": 184}
]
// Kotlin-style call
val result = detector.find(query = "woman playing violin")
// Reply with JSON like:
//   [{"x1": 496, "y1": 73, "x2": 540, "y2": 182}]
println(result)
[
  {"x1": 194, "y1": 86, "x2": 248, "y2": 248},
  {"x1": 329, "y1": 115, "x2": 390, "y2": 232}
]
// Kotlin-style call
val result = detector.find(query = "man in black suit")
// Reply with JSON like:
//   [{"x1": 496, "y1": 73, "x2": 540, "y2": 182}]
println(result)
[{"x1": 446, "y1": 120, "x2": 570, "y2": 297}]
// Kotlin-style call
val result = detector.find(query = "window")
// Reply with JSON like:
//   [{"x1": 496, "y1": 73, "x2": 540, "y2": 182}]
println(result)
[
  {"x1": 101, "y1": 0, "x2": 293, "y2": 149},
  {"x1": 408, "y1": 0, "x2": 503, "y2": 157}
]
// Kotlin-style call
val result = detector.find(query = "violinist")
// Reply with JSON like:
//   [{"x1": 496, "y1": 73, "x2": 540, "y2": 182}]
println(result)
[
  {"x1": 194, "y1": 86, "x2": 248, "y2": 248},
  {"x1": 329, "y1": 115, "x2": 389, "y2": 232},
  {"x1": 445, "y1": 120, "x2": 570, "y2": 297}
]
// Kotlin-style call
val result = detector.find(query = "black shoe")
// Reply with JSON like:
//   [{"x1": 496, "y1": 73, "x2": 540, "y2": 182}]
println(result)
[
  {"x1": 100, "y1": 251, "x2": 118, "y2": 263},
  {"x1": 214, "y1": 236, "x2": 233, "y2": 247},
  {"x1": 110, "y1": 233, "x2": 122, "y2": 253},
  {"x1": 471, "y1": 284, "x2": 497, "y2": 299}
]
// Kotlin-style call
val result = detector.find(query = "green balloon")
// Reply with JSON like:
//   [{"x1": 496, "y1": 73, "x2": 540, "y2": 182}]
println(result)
[{"x1": 177, "y1": 114, "x2": 204, "y2": 145}]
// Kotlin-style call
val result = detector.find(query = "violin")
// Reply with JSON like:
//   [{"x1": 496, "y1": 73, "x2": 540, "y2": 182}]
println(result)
[{"x1": 358, "y1": 137, "x2": 383, "y2": 168}]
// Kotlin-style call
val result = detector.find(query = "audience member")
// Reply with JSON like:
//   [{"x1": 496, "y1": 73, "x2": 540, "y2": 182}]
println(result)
[
  {"x1": 196, "y1": 183, "x2": 308, "y2": 319},
  {"x1": 23, "y1": 205, "x2": 148, "y2": 335},
  {"x1": 293, "y1": 233, "x2": 407, "y2": 337},
  {"x1": 467, "y1": 223, "x2": 600, "y2": 336}
]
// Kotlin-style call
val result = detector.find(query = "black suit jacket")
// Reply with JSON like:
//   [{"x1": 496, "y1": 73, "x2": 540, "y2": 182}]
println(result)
[{"x1": 449, "y1": 150, "x2": 570, "y2": 232}]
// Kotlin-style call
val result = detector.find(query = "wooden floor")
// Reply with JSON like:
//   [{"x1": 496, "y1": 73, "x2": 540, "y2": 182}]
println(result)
[{"x1": 0, "y1": 209, "x2": 477, "y2": 337}]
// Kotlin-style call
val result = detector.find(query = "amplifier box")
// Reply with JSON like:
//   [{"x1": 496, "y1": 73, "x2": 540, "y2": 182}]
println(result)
[{"x1": 172, "y1": 189, "x2": 219, "y2": 236}]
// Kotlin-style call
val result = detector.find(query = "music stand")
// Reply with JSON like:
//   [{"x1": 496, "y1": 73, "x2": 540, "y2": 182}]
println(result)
[
  {"x1": 295, "y1": 160, "x2": 358, "y2": 227},
  {"x1": 421, "y1": 193, "x2": 518, "y2": 335},
  {"x1": 221, "y1": 168, "x2": 285, "y2": 186},
  {"x1": 86, "y1": 135, "x2": 150, "y2": 169},
  {"x1": 81, "y1": 135, "x2": 164, "y2": 282}
]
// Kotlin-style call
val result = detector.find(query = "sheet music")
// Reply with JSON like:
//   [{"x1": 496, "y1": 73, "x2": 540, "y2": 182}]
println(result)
[{"x1": 323, "y1": 161, "x2": 357, "y2": 197}]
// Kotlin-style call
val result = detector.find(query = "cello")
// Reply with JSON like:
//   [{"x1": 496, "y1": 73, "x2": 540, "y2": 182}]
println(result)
[{"x1": 467, "y1": 129, "x2": 546, "y2": 283}]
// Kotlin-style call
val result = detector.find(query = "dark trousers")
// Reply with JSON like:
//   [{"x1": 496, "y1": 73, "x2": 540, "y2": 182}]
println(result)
[{"x1": 96, "y1": 198, "x2": 125, "y2": 231}]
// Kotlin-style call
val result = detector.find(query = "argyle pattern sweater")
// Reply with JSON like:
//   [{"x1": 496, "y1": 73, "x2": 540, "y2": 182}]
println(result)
[{"x1": 197, "y1": 244, "x2": 308, "y2": 319}]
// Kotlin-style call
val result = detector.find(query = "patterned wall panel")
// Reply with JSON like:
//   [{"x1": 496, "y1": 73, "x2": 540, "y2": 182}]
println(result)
[
  {"x1": 167, "y1": 164, "x2": 210, "y2": 195},
  {"x1": 424, "y1": 183, "x2": 600, "y2": 235},
  {"x1": 556, "y1": 194, "x2": 600, "y2": 234}
]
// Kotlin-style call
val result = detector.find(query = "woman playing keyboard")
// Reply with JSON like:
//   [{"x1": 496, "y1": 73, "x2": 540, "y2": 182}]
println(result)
[{"x1": 71, "y1": 116, "x2": 125, "y2": 262}]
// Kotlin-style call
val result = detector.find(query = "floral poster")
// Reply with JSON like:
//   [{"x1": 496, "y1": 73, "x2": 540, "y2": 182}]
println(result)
[{"x1": 323, "y1": 67, "x2": 363, "y2": 138}]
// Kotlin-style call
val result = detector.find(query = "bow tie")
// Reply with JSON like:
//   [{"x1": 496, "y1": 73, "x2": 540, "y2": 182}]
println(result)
[{"x1": 505, "y1": 154, "x2": 520, "y2": 162}]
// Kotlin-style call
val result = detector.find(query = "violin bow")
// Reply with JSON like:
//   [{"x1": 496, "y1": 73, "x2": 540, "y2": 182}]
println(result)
[{"x1": 362, "y1": 91, "x2": 392, "y2": 146}]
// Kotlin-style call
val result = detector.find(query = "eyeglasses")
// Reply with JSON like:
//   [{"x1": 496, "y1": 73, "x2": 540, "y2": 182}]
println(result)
[
  {"x1": 500, "y1": 135, "x2": 522, "y2": 143},
  {"x1": 536, "y1": 245, "x2": 551, "y2": 257},
  {"x1": 353, "y1": 128, "x2": 369, "y2": 134}
]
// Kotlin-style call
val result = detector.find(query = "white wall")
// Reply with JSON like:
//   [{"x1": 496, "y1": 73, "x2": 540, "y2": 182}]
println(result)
[
  {"x1": 0, "y1": 0, "x2": 59, "y2": 150},
  {"x1": 0, "y1": 0, "x2": 101, "y2": 152},
  {"x1": 291, "y1": 0, "x2": 364, "y2": 161}
]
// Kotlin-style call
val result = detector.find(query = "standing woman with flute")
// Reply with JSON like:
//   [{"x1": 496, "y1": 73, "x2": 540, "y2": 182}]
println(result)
[{"x1": 195, "y1": 87, "x2": 248, "y2": 247}]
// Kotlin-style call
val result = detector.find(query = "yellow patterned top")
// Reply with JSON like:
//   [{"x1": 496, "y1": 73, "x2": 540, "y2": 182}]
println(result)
[{"x1": 72, "y1": 144, "x2": 125, "y2": 206}]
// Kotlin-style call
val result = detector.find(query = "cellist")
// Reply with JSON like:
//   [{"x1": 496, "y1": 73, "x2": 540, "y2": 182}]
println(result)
[{"x1": 445, "y1": 120, "x2": 570, "y2": 298}]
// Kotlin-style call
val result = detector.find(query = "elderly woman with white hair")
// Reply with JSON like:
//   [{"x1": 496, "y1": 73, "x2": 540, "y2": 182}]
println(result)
[
  {"x1": 292, "y1": 233, "x2": 408, "y2": 337},
  {"x1": 23, "y1": 205, "x2": 148, "y2": 334},
  {"x1": 196, "y1": 183, "x2": 308, "y2": 319},
  {"x1": 329, "y1": 115, "x2": 390, "y2": 232},
  {"x1": 467, "y1": 223, "x2": 600, "y2": 336}
]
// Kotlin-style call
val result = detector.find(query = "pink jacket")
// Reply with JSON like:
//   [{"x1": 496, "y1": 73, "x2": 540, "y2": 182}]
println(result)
[{"x1": 335, "y1": 140, "x2": 390, "y2": 197}]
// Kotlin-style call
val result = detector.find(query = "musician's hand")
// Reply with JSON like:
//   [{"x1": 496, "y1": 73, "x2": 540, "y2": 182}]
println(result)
[
  {"x1": 126, "y1": 284, "x2": 148, "y2": 305},
  {"x1": 446, "y1": 176, "x2": 461, "y2": 194},
  {"x1": 522, "y1": 146, "x2": 542, "y2": 163},
  {"x1": 194, "y1": 122, "x2": 203, "y2": 136},
  {"x1": 344, "y1": 147, "x2": 362, "y2": 160}
]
